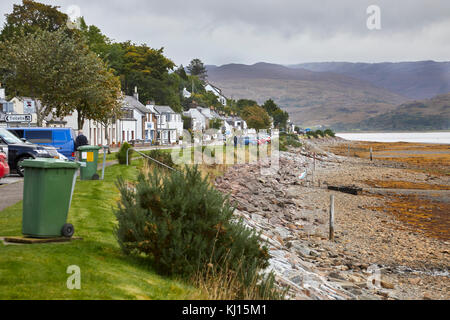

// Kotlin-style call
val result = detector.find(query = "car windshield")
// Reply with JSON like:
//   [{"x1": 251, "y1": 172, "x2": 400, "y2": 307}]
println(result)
[{"x1": 0, "y1": 128, "x2": 23, "y2": 144}]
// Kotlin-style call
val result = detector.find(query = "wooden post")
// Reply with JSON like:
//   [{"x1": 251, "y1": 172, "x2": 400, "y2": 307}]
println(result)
[
  {"x1": 347, "y1": 144, "x2": 350, "y2": 157},
  {"x1": 313, "y1": 152, "x2": 316, "y2": 171},
  {"x1": 370, "y1": 147, "x2": 373, "y2": 161},
  {"x1": 329, "y1": 195, "x2": 335, "y2": 241}
]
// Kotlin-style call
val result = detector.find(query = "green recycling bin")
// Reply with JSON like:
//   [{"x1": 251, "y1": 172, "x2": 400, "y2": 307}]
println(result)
[
  {"x1": 21, "y1": 158, "x2": 80, "y2": 238},
  {"x1": 77, "y1": 145, "x2": 101, "y2": 180}
]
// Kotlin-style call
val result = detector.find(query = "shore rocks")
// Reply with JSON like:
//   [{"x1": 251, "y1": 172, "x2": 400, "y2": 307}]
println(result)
[{"x1": 214, "y1": 142, "x2": 449, "y2": 300}]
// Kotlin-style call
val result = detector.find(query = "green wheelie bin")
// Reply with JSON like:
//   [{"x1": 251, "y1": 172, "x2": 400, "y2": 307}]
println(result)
[
  {"x1": 21, "y1": 158, "x2": 80, "y2": 238},
  {"x1": 77, "y1": 145, "x2": 101, "y2": 180}
]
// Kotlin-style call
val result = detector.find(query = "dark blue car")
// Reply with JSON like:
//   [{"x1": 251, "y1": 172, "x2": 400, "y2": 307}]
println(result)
[{"x1": 7, "y1": 127, "x2": 76, "y2": 161}]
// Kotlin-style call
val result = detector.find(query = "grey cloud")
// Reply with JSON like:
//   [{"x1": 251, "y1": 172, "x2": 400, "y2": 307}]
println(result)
[{"x1": 0, "y1": 0, "x2": 449, "y2": 65}]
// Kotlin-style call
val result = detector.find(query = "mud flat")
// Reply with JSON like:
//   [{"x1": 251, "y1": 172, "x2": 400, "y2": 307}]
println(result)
[{"x1": 214, "y1": 138, "x2": 449, "y2": 300}]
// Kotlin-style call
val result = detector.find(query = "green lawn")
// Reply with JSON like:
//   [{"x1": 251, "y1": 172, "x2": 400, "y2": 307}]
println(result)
[{"x1": 0, "y1": 161, "x2": 202, "y2": 300}]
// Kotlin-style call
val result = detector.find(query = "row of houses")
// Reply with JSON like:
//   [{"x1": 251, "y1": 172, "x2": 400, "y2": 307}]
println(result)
[{"x1": 0, "y1": 86, "x2": 249, "y2": 146}]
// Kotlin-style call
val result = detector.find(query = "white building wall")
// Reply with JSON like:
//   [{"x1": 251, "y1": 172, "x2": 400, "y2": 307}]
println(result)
[{"x1": 133, "y1": 109, "x2": 143, "y2": 140}]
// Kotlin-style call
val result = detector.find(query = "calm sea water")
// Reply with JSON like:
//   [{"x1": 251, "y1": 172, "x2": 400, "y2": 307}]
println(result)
[{"x1": 336, "y1": 132, "x2": 450, "y2": 144}]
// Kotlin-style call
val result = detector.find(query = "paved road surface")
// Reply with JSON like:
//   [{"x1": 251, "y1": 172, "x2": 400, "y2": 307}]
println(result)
[{"x1": 0, "y1": 178, "x2": 24, "y2": 211}]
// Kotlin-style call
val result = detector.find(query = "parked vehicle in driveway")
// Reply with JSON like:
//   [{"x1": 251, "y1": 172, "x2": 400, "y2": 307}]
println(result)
[
  {"x1": 7, "y1": 127, "x2": 76, "y2": 161},
  {"x1": 0, "y1": 151, "x2": 9, "y2": 179},
  {"x1": 239, "y1": 135, "x2": 259, "y2": 145},
  {"x1": 0, "y1": 128, "x2": 54, "y2": 176}
]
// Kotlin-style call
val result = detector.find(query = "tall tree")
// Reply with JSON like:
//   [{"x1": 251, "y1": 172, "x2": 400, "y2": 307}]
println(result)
[
  {"x1": 272, "y1": 109, "x2": 289, "y2": 129},
  {"x1": 175, "y1": 64, "x2": 188, "y2": 80},
  {"x1": 241, "y1": 105, "x2": 271, "y2": 130},
  {"x1": 187, "y1": 58, "x2": 207, "y2": 81},
  {"x1": 262, "y1": 99, "x2": 289, "y2": 129},
  {"x1": 0, "y1": 0, "x2": 68, "y2": 41},
  {"x1": 0, "y1": 27, "x2": 121, "y2": 128},
  {"x1": 262, "y1": 99, "x2": 278, "y2": 115}
]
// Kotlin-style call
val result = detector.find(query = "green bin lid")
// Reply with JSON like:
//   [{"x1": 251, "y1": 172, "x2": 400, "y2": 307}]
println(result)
[
  {"x1": 21, "y1": 158, "x2": 80, "y2": 169},
  {"x1": 77, "y1": 145, "x2": 102, "y2": 151}
]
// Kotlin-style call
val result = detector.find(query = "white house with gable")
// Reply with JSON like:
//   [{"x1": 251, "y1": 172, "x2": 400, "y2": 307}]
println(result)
[{"x1": 204, "y1": 82, "x2": 227, "y2": 106}]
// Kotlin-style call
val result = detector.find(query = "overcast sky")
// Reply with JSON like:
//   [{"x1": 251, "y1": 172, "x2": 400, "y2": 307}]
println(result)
[{"x1": 0, "y1": 0, "x2": 449, "y2": 66}]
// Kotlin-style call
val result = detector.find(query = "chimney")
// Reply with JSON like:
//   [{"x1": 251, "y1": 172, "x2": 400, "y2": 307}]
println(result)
[{"x1": 133, "y1": 86, "x2": 139, "y2": 101}]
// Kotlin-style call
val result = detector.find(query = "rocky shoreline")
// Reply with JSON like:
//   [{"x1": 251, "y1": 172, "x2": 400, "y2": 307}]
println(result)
[{"x1": 214, "y1": 139, "x2": 449, "y2": 300}]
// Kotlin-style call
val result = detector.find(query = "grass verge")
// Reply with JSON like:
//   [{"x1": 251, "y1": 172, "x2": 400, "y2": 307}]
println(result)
[{"x1": 0, "y1": 161, "x2": 202, "y2": 300}]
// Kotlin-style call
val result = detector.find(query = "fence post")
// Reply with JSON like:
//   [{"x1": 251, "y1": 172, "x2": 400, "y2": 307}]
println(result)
[
  {"x1": 313, "y1": 152, "x2": 316, "y2": 171},
  {"x1": 370, "y1": 147, "x2": 373, "y2": 161},
  {"x1": 126, "y1": 147, "x2": 131, "y2": 166},
  {"x1": 329, "y1": 195, "x2": 335, "y2": 241},
  {"x1": 101, "y1": 145, "x2": 107, "y2": 180}
]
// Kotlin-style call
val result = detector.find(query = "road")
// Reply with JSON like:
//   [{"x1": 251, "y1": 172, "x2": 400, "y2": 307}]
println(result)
[{"x1": 0, "y1": 175, "x2": 24, "y2": 211}]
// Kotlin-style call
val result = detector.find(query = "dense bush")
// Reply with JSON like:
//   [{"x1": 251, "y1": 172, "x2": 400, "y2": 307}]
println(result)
[
  {"x1": 324, "y1": 129, "x2": 336, "y2": 137},
  {"x1": 114, "y1": 166, "x2": 279, "y2": 298},
  {"x1": 280, "y1": 133, "x2": 302, "y2": 151},
  {"x1": 116, "y1": 142, "x2": 133, "y2": 164},
  {"x1": 145, "y1": 149, "x2": 175, "y2": 169},
  {"x1": 315, "y1": 130, "x2": 324, "y2": 137}
]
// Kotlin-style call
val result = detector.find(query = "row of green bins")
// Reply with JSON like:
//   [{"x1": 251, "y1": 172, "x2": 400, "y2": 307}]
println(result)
[
  {"x1": 77, "y1": 145, "x2": 101, "y2": 180},
  {"x1": 21, "y1": 158, "x2": 80, "y2": 238}
]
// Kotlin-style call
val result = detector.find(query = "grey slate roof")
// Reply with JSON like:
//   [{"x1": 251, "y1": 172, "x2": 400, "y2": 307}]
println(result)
[
  {"x1": 154, "y1": 105, "x2": 175, "y2": 114},
  {"x1": 123, "y1": 95, "x2": 152, "y2": 114}
]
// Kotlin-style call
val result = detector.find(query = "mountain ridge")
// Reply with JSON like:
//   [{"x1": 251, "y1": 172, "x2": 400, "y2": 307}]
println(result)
[{"x1": 205, "y1": 61, "x2": 449, "y2": 129}]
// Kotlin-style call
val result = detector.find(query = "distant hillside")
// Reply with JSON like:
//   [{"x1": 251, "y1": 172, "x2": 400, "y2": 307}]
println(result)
[
  {"x1": 206, "y1": 62, "x2": 407, "y2": 127},
  {"x1": 292, "y1": 61, "x2": 450, "y2": 100},
  {"x1": 333, "y1": 93, "x2": 450, "y2": 131}
]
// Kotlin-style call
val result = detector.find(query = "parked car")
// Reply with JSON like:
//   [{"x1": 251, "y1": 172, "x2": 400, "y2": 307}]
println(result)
[
  {"x1": 7, "y1": 127, "x2": 76, "y2": 161},
  {"x1": 0, "y1": 128, "x2": 54, "y2": 176},
  {"x1": 0, "y1": 151, "x2": 9, "y2": 179},
  {"x1": 257, "y1": 134, "x2": 271, "y2": 145},
  {"x1": 239, "y1": 136, "x2": 257, "y2": 146}
]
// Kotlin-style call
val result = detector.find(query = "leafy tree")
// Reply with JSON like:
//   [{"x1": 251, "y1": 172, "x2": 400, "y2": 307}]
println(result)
[
  {"x1": 175, "y1": 64, "x2": 188, "y2": 80},
  {"x1": 0, "y1": 0, "x2": 69, "y2": 41},
  {"x1": 272, "y1": 109, "x2": 289, "y2": 129},
  {"x1": 79, "y1": 17, "x2": 113, "y2": 61},
  {"x1": 236, "y1": 99, "x2": 258, "y2": 109},
  {"x1": 77, "y1": 65, "x2": 123, "y2": 133},
  {"x1": 262, "y1": 99, "x2": 278, "y2": 115},
  {"x1": 241, "y1": 105, "x2": 271, "y2": 130},
  {"x1": 0, "y1": 27, "x2": 121, "y2": 128},
  {"x1": 187, "y1": 58, "x2": 207, "y2": 81},
  {"x1": 262, "y1": 99, "x2": 289, "y2": 129}
]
